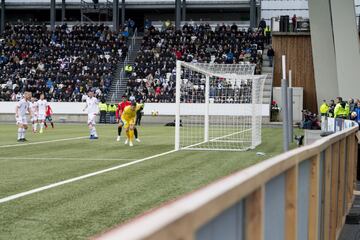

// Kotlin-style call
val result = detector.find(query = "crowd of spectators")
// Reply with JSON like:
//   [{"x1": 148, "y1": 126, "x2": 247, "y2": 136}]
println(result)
[
  {"x1": 179, "y1": 71, "x2": 253, "y2": 104},
  {"x1": 320, "y1": 97, "x2": 360, "y2": 121},
  {"x1": 300, "y1": 97, "x2": 360, "y2": 130},
  {"x1": 126, "y1": 23, "x2": 266, "y2": 103},
  {"x1": 0, "y1": 23, "x2": 128, "y2": 102}
]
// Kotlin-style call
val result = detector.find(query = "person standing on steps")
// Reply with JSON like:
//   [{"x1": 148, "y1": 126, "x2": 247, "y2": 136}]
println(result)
[{"x1": 267, "y1": 46, "x2": 274, "y2": 67}]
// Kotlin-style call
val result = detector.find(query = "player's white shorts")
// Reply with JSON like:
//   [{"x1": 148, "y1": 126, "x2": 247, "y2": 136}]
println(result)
[
  {"x1": 38, "y1": 113, "x2": 46, "y2": 121},
  {"x1": 16, "y1": 116, "x2": 28, "y2": 125},
  {"x1": 87, "y1": 113, "x2": 96, "y2": 125},
  {"x1": 31, "y1": 115, "x2": 38, "y2": 122}
]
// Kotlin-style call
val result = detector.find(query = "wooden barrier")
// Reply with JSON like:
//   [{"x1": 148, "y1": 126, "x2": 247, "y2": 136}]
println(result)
[{"x1": 95, "y1": 125, "x2": 358, "y2": 240}]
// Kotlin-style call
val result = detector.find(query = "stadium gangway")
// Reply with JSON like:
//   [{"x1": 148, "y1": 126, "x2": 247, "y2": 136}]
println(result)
[{"x1": 95, "y1": 121, "x2": 359, "y2": 240}]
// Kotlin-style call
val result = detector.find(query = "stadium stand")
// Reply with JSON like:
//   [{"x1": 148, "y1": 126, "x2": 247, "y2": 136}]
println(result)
[
  {"x1": 0, "y1": 22, "x2": 268, "y2": 104},
  {"x1": 0, "y1": 23, "x2": 128, "y2": 102},
  {"x1": 125, "y1": 23, "x2": 266, "y2": 103}
]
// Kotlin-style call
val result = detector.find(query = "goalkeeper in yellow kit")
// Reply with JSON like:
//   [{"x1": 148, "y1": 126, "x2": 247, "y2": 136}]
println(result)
[{"x1": 121, "y1": 101, "x2": 143, "y2": 147}]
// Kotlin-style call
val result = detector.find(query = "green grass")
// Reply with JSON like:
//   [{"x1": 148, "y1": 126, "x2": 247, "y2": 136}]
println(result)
[{"x1": 0, "y1": 123, "x2": 301, "y2": 239}]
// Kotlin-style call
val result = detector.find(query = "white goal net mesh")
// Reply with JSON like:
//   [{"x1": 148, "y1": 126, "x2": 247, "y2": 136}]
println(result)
[{"x1": 175, "y1": 61, "x2": 267, "y2": 151}]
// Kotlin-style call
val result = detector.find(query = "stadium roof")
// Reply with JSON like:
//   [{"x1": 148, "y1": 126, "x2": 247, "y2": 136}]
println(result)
[{"x1": 1, "y1": 0, "x2": 256, "y2": 9}]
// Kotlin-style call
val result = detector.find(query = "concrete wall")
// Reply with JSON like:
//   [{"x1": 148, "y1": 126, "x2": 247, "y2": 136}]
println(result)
[
  {"x1": 0, "y1": 113, "x2": 176, "y2": 124},
  {"x1": 0, "y1": 102, "x2": 270, "y2": 123},
  {"x1": 272, "y1": 87, "x2": 303, "y2": 122},
  {"x1": 308, "y1": 0, "x2": 339, "y2": 107},
  {"x1": 309, "y1": 0, "x2": 360, "y2": 104},
  {"x1": 330, "y1": 0, "x2": 360, "y2": 100}
]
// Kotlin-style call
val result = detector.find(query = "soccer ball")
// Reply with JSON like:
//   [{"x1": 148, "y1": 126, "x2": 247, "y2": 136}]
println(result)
[
  {"x1": 151, "y1": 110, "x2": 159, "y2": 116},
  {"x1": 351, "y1": 111, "x2": 357, "y2": 119}
]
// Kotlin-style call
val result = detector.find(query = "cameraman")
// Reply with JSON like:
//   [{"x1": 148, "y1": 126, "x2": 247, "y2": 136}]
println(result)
[{"x1": 328, "y1": 100, "x2": 335, "y2": 117}]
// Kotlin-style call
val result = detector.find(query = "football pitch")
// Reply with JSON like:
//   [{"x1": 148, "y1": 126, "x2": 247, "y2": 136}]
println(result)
[{"x1": 0, "y1": 123, "x2": 300, "y2": 239}]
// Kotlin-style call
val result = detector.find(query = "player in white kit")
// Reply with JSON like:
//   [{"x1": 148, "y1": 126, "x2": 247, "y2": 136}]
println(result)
[
  {"x1": 15, "y1": 92, "x2": 32, "y2": 142},
  {"x1": 83, "y1": 91, "x2": 99, "y2": 139},
  {"x1": 29, "y1": 97, "x2": 38, "y2": 133},
  {"x1": 37, "y1": 94, "x2": 48, "y2": 133}
]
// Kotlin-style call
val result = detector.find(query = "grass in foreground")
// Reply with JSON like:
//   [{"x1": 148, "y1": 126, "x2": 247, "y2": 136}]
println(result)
[{"x1": 0, "y1": 123, "x2": 301, "y2": 239}]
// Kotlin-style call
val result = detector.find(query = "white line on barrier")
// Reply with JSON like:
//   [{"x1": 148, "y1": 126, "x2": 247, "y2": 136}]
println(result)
[{"x1": 0, "y1": 149, "x2": 177, "y2": 204}]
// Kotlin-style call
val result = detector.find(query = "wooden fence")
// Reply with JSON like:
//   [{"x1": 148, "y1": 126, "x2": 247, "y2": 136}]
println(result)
[{"x1": 96, "y1": 125, "x2": 358, "y2": 240}]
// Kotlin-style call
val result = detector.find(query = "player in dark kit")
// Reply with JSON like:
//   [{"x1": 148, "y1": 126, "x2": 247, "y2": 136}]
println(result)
[{"x1": 44, "y1": 105, "x2": 55, "y2": 129}]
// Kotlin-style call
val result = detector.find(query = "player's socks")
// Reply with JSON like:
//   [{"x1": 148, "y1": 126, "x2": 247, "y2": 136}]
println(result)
[
  {"x1": 93, "y1": 127, "x2": 98, "y2": 137},
  {"x1": 44, "y1": 122, "x2": 48, "y2": 128},
  {"x1": 51, "y1": 122, "x2": 54, "y2": 128},
  {"x1": 91, "y1": 126, "x2": 98, "y2": 137},
  {"x1": 40, "y1": 122, "x2": 44, "y2": 133},
  {"x1": 129, "y1": 129, "x2": 134, "y2": 141},
  {"x1": 33, "y1": 123, "x2": 37, "y2": 132},
  {"x1": 118, "y1": 126, "x2": 122, "y2": 136},
  {"x1": 17, "y1": 128, "x2": 22, "y2": 140},
  {"x1": 21, "y1": 128, "x2": 26, "y2": 140},
  {"x1": 134, "y1": 128, "x2": 140, "y2": 142},
  {"x1": 128, "y1": 130, "x2": 133, "y2": 146},
  {"x1": 125, "y1": 131, "x2": 130, "y2": 144},
  {"x1": 134, "y1": 128, "x2": 138, "y2": 139}
]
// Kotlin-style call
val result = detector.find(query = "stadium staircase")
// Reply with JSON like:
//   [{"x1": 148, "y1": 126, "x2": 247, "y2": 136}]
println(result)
[
  {"x1": 107, "y1": 33, "x2": 142, "y2": 104},
  {"x1": 261, "y1": 45, "x2": 274, "y2": 120},
  {"x1": 103, "y1": 31, "x2": 142, "y2": 124}
]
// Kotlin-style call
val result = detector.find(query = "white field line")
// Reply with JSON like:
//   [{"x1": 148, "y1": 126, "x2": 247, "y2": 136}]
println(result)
[
  {"x1": 0, "y1": 157, "x2": 134, "y2": 161},
  {"x1": 0, "y1": 149, "x2": 177, "y2": 204},
  {"x1": 182, "y1": 129, "x2": 251, "y2": 150},
  {"x1": 0, "y1": 135, "x2": 174, "y2": 148},
  {"x1": 0, "y1": 136, "x2": 88, "y2": 148}
]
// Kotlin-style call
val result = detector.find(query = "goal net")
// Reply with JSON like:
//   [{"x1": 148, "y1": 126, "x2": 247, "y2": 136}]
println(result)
[{"x1": 175, "y1": 61, "x2": 267, "y2": 151}]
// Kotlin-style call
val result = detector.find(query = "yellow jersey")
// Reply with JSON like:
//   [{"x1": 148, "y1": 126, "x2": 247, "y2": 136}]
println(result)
[{"x1": 121, "y1": 104, "x2": 143, "y2": 120}]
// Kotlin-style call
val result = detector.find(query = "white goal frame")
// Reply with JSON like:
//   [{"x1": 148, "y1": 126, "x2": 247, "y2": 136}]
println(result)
[{"x1": 175, "y1": 61, "x2": 267, "y2": 151}]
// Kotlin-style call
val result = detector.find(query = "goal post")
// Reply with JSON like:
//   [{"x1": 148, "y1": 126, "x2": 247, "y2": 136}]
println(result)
[{"x1": 175, "y1": 61, "x2": 267, "y2": 151}]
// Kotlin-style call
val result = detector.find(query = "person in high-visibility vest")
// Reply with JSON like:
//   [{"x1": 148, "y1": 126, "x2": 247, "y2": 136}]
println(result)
[
  {"x1": 98, "y1": 99, "x2": 108, "y2": 124},
  {"x1": 124, "y1": 64, "x2": 133, "y2": 76},
  {"x1": 265, "y1": 25, "x2": 271, "y2": 45},
  {"x1": 319, "y1": 100, "x2": 329, "y2": 116},
  {"x1": 334, "y1": 97, "x2": 350, "y2": 131},
  {"x1": 334, "y1": 97, "x2": 348, "y2": 119},
  {"x1": 108, "y1": 104, "x2": 117, "y2": 124}
]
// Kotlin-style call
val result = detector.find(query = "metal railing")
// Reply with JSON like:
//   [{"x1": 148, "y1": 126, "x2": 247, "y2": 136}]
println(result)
[
  {"x1": 80, "y1": 0, "x2": 112, "y2": 24},
  {"x1": 96, "y1": 121, "x2": 359, "y2": 240},
  {"x1": 111, "y1": 28, "x2": 138, "y2": 103},
  {"x1": 269, "y1": 54, "x2": 275, "y2": 120}
]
